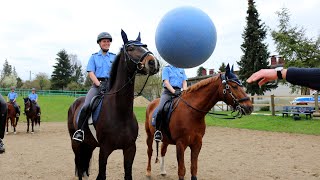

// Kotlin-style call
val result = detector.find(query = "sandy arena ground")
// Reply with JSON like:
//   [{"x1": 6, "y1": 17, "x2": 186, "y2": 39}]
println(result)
[{"x1": 1, "y1": 122, "x2": 320, "y2": 180}]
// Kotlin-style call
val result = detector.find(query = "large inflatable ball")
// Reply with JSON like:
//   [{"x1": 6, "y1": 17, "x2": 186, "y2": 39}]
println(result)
[{"x1": 155, "y1": 6, "x2": 217, "y2": 68}]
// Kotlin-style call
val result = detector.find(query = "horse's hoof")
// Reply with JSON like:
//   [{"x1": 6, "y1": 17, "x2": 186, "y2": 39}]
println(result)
[
  {"x1": 31, "y1": 132, "x2": 34, "y2": 134},
  {"x1": 5, "y1": 132, "x2": 8, "y2": 135},
  {"x1": 146, "y1": 171, "x2": 151, "y2": 177},
  {"x1": 14, "y1": 132, "x2": 16, "y2": 135},
  {"x1": 160, "y1": 171, "x2": 167, "y2": 176}
]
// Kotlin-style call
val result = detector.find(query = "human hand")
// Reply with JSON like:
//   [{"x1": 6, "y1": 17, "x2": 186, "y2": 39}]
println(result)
[
  {"x1": 173, "y1": 90, "x2": 181, "y2": 97},
  {"x1": 98, "y1": 81, "x2": 108, "y2": 94},
  {"x1": 246, "y1": 69, "x2": 278, "y2": 87}
]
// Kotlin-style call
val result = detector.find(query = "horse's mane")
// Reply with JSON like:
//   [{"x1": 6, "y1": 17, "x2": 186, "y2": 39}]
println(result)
[
  {"x1": 108, "y1": 49, "x2": 123, "y2": 90},
  {"x1": 186, "y1": 74, "x2": 220, "y2": 93}
]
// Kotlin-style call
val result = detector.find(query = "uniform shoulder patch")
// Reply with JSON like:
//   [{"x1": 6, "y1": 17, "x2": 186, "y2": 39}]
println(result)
[
  {"x1": 92, "y1": 52, "x2": 98, "y2": 55},
  {"x1": 109, "y1": 52, "x2": 116, "y2": 55}
]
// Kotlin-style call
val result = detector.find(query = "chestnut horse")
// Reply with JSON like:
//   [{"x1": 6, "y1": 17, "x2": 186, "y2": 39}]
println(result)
[
  {"x1": 67, "y1": 30, "x2": 159, "y2": 180},
  {"x1": 6, "y1": 102, "x2": 19, "y2": 134},
  {"x1": 145, "y1": 65, "x2": 253, "y2": 180},
  {"x1": 23, "y1": 97, "x2": 40, "y2": 133}
]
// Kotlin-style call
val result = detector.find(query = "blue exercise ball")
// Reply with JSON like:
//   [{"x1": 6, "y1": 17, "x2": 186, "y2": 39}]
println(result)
[{"x1": 155, "y1": 6, "x2": 217, "y2": 68}]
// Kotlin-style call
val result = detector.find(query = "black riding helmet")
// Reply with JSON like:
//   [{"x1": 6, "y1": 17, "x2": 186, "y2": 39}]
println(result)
[{"x1": 97, "y1": 32, "x2": 112, "y2": 43}]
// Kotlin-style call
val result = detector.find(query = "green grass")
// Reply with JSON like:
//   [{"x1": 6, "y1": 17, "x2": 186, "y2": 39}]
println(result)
[{"x1": 11, "y1": 96, "x2": 320, "y2": 135}]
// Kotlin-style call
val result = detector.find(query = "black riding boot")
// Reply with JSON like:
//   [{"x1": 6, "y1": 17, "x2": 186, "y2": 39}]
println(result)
[
  {"x1": 72, "y1": 107, "x2": 89, "y2": 142},
  {"x1": 154, "y1": 113, "x2": 163, "y2": 142}
]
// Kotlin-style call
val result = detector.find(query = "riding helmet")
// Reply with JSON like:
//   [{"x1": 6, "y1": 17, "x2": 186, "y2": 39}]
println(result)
[{"x1": 97, "y1": 32, "x2": 112, "y2": 43}]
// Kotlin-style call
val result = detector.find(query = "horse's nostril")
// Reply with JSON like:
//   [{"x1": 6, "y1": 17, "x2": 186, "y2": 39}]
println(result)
[{"x1": 148, "y1": 60, "x2": 155, "y2": 66}]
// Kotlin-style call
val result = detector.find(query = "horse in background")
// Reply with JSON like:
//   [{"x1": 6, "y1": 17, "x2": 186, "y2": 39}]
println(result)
[
  {"x1": 145, "y1": 64, "x2": 253, "y2": 180},
  {"x1": 23, "y1": 97, "x2": 40, "y2": 133},
  {"x1": 68, "y1": 29, "x2": 159, "y2": 180},
  {"x1": 6, "y1": 102, "x2": 19, "y2": 134}
]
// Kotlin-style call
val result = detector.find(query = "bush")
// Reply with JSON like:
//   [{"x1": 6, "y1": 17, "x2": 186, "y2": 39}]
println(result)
[{"x1": 260, "y1": 106, "x2": 270, "y2": 111}]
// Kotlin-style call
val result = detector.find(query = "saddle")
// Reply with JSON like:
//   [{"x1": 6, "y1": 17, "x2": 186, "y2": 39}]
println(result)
[{"x1": 152, "y1": 97, "x2": 180, "y2": 140}]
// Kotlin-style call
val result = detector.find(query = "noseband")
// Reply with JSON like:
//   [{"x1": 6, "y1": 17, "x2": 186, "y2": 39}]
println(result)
[{"x1": 220, "y1": 74, "x2": 250, "y2": 117}]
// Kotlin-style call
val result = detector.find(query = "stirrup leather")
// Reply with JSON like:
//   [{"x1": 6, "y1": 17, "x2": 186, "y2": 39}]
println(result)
[{"x1": 72, "y1": 129, "x2": 84, "y2": 142}]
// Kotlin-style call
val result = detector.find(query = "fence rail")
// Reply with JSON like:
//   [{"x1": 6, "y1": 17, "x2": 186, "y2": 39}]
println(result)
[{"x1": 0, "y1": 88, "x2": 87, "y2": 97}]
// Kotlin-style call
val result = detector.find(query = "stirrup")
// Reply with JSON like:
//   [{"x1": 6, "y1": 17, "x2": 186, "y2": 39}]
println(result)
[
  {"x1": 154, "y1": 130, "x2": 163, "y2": 142},
  {"x1": 72, "y1": 129, "x2": 84, "y2": 142}
]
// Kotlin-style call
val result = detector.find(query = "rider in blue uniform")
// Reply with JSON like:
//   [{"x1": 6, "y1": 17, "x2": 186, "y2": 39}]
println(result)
[
  {"x1": 7, "y1": 87, "x2": 20, "y2": 117},
  {"x1": 28, "y1": 88, "x2": 41, "y2": 116},
  {"x1": 73, "y1": 32, "x2": 116, "y2": 142},
  {"x1": 154, "y1": 64, "x2": 188, "y2": 141},
  {"x1": 0, "y1": 94, "x2": 8, "y2": 153}
]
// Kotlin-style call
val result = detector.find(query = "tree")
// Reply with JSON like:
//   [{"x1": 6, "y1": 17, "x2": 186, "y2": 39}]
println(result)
[
  {"x1": 69, "y1": 54, "x2": 84, "y2": 85},
  {"x1": 2, "y1": 59, "x2": 12, "y2": 77},
  {"x1": 218, "y1": 62, "x2": 226, "y2": 72},
  {"x1": 237, "y1": 0, "x2": 277, "y2": 96},
  {"x1": 35, "y1": 72, "x2": 50, "y2": 90},
  {"x1": 196, "y1": 66, "x2": 206, "y2": 76},
  {"x1": 271, "y1": 8, "x2": 320, "y2": 94},
  {"x1": 51, "y1": 49, "x2": 72, "y2": 90}
]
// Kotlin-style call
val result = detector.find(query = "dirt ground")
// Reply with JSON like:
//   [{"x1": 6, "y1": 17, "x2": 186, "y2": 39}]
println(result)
[{"x1": 1, "y1": 122, "x2": 320, "y2": 180}]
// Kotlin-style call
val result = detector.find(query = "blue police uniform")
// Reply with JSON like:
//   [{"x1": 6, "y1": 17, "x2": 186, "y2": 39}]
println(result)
[
  {"x1": 28, "y1": 93, "x2": 38, "y2": 101},
  {"x1": 8, "y1": 92, "x2": 18, "y2": 101},
  {"x1": 86, "y1": 50, "x2": 116, "y2": 78},
  {"x1": 162, "y1": 65, "x2": 187, "y2": 88}
]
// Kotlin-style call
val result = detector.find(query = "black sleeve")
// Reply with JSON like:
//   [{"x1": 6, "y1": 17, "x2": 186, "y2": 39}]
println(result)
[{"x1": 286, "y1": 67, "x2": 320, "y2": 91}]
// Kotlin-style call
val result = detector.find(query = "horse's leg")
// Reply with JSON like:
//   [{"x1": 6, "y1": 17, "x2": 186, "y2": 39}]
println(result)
[
  {"x1": 97, "y1": 146, "x2": 113, "y2": 180},
  {"x1": 14, "y1": 117, "x2": 18, "y2": 134},
  {"x1": 160, "y1": 142, "x2": 169, "y2": 175},
  {"x1": 123, "y1": 143, "x2": 136, "y2": 180},
  {"x1": 27, "y1": 117, "x2": 29, "y2": 133},
  {"x1": 176, "y1": 141, "x2": 187, "y2": 180},
  {"x1": 146, "y1": 128, "x2": 153, "y2": 177},
  {"x1": 31, "y1": 118, "x2": 34, "y2": 133},
  {"x1": 5, "y1": 118, "x2": 8, "y2": 134},
  {"x1": 190, "y1": 139, "x2": 202, "y2": 180}
]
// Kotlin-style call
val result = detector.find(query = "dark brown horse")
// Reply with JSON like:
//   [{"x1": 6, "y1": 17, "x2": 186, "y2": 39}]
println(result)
[
  {"x1": 68, "y1": 30, "x2": 159, "y2": 180},
  {"x1": 23, "y1": 97, "x2": 40, "y2": 133},
  {"x1": 145, "y1": 65, "x2": 253, "y2": 180},
  {"x1": 6, "y1": 102, "x2": 19, "y2": 134}
]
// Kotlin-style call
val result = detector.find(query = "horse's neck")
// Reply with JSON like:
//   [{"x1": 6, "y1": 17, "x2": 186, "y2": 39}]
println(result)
[
  {"x1": 185, "y1": 77, "x2": 223, "y2": 112},
  {"x1": 109, "y1": 54, "x2": 135, "y2": 107}
]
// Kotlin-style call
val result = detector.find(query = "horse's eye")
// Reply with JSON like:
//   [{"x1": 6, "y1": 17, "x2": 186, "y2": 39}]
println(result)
[{"x1": 127, "y1": 46, "x2": 134, "y2": 51}]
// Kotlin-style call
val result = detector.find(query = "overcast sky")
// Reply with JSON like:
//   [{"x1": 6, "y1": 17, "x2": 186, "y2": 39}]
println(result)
[{"x1": 0, "y1": 0, "x2": 319, "y2": 81}]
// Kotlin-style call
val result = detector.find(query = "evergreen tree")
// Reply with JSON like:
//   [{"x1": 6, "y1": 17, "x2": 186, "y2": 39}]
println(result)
[
  {"x1": 2, "y1": 59, "x2": 12, "y2": 76},
  {"x1": 237, "y1": 0, "x2": 277, "y2": 96},
  {"x1": 219, "y1": 62, "x2": 226, "y2": 72},
  {"x1": 51, "y1": 49, "x2": 72, "y2": 90},
  {"x1": 196, "y1": 66, "x2": 206, "y2": 76}
]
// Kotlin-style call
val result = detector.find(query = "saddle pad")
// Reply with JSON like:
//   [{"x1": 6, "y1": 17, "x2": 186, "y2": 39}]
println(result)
[{"x1": 76, "y1": 98, "x2": 103, "y2": 125}]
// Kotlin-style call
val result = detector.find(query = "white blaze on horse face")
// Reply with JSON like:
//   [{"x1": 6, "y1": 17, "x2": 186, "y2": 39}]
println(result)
[{"x1": 160, "y1": 156, "x2": 167, "y2": 175}]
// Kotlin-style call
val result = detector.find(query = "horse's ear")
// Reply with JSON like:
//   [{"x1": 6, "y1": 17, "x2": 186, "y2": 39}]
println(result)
[
  {"x1": 226, "y1": 64, "x2": 230, "y2": 76},
  {"x1": 136, "y1": 32, "x2": 141, "y2": 42},
  {"x1": 121, "y1": 29, "x2": 128, "y2": 44},
  {"x1": 231, "y1": 65, "x2": 234, "y2": 73}
]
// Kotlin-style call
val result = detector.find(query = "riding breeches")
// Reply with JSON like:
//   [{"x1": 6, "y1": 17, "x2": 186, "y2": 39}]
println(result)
[{"x1": 0, "y1": 95, "x2": 7, "y2": 139}]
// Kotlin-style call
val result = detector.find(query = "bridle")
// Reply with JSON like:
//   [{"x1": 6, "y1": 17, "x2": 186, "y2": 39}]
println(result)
[
  {"x1": 105, "y1": 41, "x2": 154, "y2": 96},
  {"x1": 24, "y1": 98, "x2": 31, "y2": 111},
  {"x1": 220, "y1": 73, "x2": 250, "y2": 118},
  {"x1": 177, "y1": 73, "x2": 250, "y2": 119}
]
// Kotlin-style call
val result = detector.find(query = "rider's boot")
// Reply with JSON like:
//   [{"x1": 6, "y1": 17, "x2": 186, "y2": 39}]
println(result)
[
  {"x1": 72, "y1": 107, "x2": 88, "y2": 142},
  {"x1": 154, "y1": 113, "x2": 163, "y2": 142}
]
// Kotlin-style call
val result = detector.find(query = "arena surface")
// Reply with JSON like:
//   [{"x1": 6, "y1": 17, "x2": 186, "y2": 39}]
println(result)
[{"x1": 1, "y1": 122, "x2": 320, "y2": 180}]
